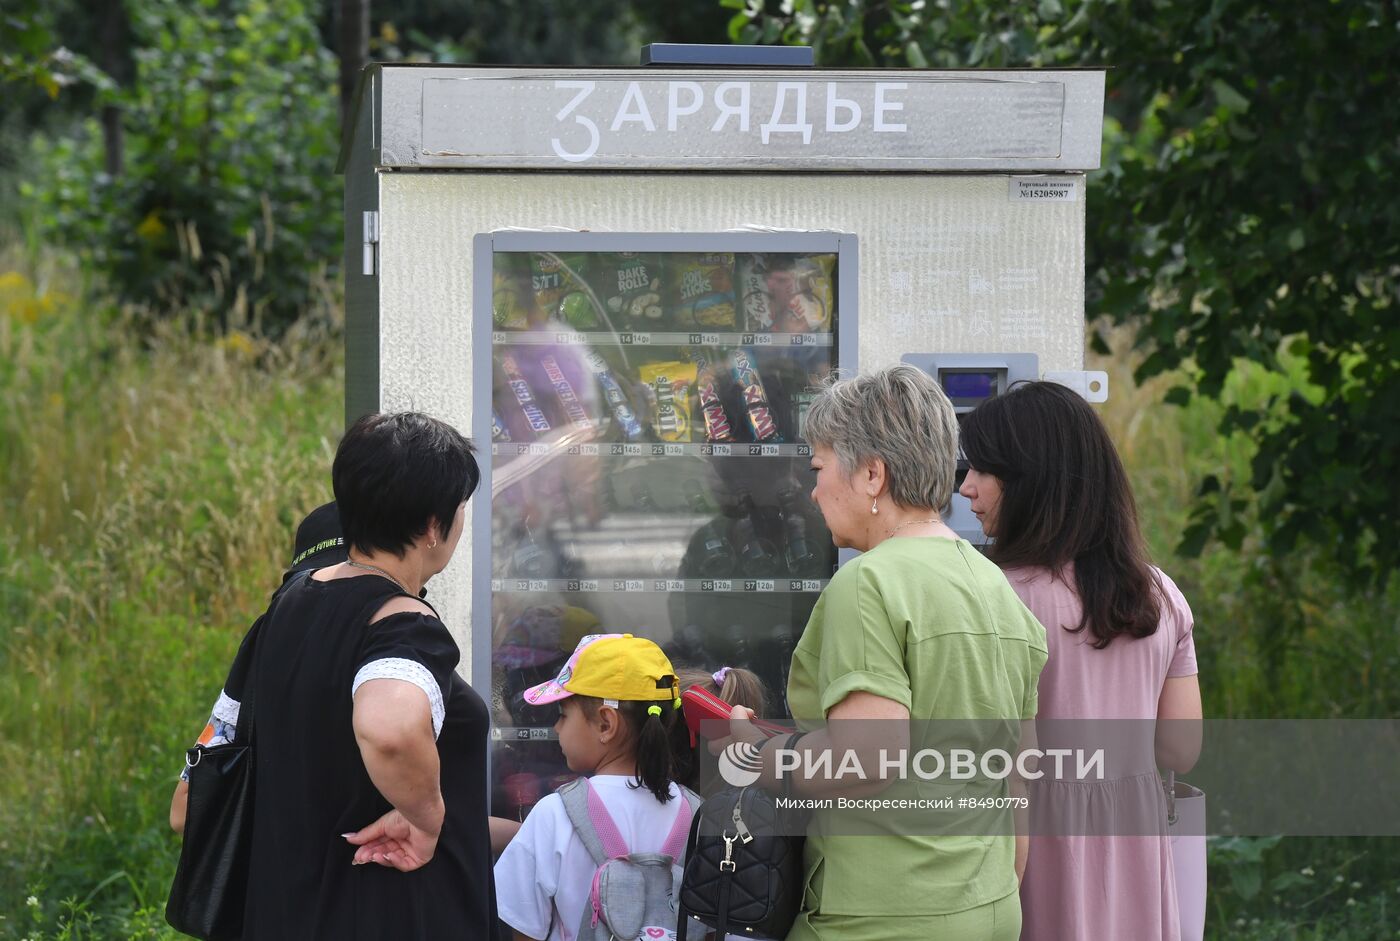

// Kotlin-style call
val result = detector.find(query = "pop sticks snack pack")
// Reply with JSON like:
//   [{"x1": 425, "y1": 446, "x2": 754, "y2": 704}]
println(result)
[{"x1": 672, "y1": 254, "x2": 738, "y2": 329}]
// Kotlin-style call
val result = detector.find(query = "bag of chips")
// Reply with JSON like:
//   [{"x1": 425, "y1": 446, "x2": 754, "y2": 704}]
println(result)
[
  {"x1": 672, "y1": 254, "x2": 738, "y2": 329},
  {"x1": 600, "y1": 254, "x2": 665, "y2": 325}
]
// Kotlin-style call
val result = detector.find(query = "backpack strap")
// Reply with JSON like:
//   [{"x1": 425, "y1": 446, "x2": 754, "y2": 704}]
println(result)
[
  {"x1": 661, "y1": 786, "x2": 703, "y2": 862},
  {"x1": 557, "y1": 777, "x2": 630, "y2": 865}
]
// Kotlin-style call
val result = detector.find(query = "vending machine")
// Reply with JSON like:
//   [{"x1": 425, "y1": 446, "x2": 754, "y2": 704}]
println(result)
[{"x1": 339, "y1": 46, "x2": 1105, "y2": 818}]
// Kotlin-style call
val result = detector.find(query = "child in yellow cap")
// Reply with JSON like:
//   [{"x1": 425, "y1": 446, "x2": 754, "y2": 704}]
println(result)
[{"x1": 494, "y1": 633, "x2": 703, "y2": 941}]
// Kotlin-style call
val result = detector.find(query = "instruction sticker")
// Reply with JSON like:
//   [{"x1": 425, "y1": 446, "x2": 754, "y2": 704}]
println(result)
[{"x1": 1010, "y1": 177, "x2": 1080, "y2": 202}]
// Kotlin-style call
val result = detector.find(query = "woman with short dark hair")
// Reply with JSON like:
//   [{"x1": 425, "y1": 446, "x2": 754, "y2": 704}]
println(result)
[
  {"x1": 217, "y1": 411, "x2": 498, "y2": 939},
  {"x1": 959, "y1": 381, "x2": 1202, "y2": 941}
]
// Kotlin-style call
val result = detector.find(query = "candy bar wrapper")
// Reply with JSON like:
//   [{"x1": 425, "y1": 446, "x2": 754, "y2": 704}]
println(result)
[
  {"x1": 499, "y1": 353, "x2": 553, "y2": 437},
  {"x1": 492, "y1": 410, "x2": 512, "y2": 443},
  {"x1": 599, "y1": 253, "x2": 665, "y2": 325},
  {"x1": 728, "y1": 349, "x2": 782, "y2": 442},
  {"x1": 492, "y1": 254, "x2": 533, "y2": 329},
  {"x1": 773, "y1": 254, "x2": 835, "y2": 333},
  {"x1": 539, "y1": 354, "x2": 595, "y2": 433},
  {"x1": 672, "y1": 253, "x2": 738, "y2": 329},
  {"x1": 638, "y1": 360, "x2": 698, "y2": 442},
  {"x1": 582, "y1": 349, "x2": 645, "y2": 441},
  {"x1": 736, "y1": 253, "x2": 776, "y2": 331},
  {"x1": 529, "y1": 253, "x2": 597, "y2": 328},
  {"x1": 695, "y1": 370, "x2": 737, "y2": 442}
]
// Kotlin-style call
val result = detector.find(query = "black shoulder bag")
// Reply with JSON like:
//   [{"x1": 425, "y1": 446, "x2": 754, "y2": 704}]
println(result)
[
  {"x1": 675, "y1": 733, "x2": 810, "y2": 940},
  {"x1": 165, "y1": 574, "x2": 305, "y2": 939}
]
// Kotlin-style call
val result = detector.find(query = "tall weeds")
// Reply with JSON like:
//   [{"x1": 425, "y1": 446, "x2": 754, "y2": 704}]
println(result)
[{"x1": 0, "y1": 242, "x2": 342, "y2": 934}]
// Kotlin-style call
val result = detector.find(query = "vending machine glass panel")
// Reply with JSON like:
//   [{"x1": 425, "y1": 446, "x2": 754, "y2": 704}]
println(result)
[{"x1": 473, "y1": 232, "x2": 856, "y2": 818}]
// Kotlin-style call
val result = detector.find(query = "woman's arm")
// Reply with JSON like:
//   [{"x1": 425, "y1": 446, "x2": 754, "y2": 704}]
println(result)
[
  {"x1": 490, "y1": 816, "x2": 522, "y2": 856},
  {"x1": 169, "y1": 779, "x2": 189, "y2": 834},
  {"x1": 1155, "y1": 675, "x2": 1203, "y2": 773},
  {"x1": 736, "y1": 691, "x2": 911, "y2": 799},
  {"x1": 347, "y1": 679, "x2": 444, "y2": 870}
]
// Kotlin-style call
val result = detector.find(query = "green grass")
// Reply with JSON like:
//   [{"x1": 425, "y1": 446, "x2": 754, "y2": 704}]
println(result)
[
  {"x1": 0, "y1": 249, "x2": 1396, "y2": 938},
  {"x1": 0, "y1": 243, "x2": 343, "y2": 938}
]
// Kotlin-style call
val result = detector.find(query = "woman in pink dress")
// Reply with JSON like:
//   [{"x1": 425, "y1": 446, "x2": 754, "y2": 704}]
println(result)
[{"x1": 958, "y1": 381, "x2": 1202, "y2": 941}]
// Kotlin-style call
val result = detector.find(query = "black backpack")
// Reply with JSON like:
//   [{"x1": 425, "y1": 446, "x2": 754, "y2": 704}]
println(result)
[{"x1": 675, "y1": 782, "x2": 810, "y2": 940}]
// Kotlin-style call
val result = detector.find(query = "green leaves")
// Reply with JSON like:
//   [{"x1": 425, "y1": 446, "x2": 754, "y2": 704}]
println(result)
[
  {"x1": 23, "y1": 0, "x2": 341, "y2": 332},
  {"x1": 726, "y1": 0, "x2": 1399, "y2": 588}
]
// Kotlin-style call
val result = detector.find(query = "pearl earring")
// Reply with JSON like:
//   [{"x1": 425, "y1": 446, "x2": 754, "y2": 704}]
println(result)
[{"x1": 871, "y1": 498, "x2": 878, "y2": 516}]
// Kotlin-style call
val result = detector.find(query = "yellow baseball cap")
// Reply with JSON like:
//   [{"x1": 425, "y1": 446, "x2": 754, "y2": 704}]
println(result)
[{"x1": 522, "y1": 633, "x2": 680, "y2": 706}]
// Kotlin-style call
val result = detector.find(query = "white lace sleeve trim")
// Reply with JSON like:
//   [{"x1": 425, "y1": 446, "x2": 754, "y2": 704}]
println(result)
[
  {"x1": 352, "y1": 658, "x2": 446, "y2": 739},
  {"x1": 212, "y1": 690, "x2": 240, "y2": 726}
]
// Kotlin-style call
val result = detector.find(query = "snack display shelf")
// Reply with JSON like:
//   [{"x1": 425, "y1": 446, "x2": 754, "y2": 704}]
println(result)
[
  {"x1": 491, "y1": 330, "x2": 834, "y2": 348},
  {"x1": 490, "y1": 577, "x2": 831, "y2": 594},
  {"x1": 491, "y1": 441, "x2": 814, "y2": 458}
]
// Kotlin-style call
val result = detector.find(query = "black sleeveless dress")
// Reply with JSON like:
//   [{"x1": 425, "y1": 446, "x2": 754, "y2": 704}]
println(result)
[{"x1": 223, "y1": 572, "x2": 496, "y2": 939}]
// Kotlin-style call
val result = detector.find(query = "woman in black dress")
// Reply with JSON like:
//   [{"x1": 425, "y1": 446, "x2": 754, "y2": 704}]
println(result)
[{"x1": 216, "y1": 412, "x2": 496, "y2": 938}]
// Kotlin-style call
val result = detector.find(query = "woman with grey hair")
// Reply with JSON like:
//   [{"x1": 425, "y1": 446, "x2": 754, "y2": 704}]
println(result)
[{"x1": 725, "y1": 364, "x2": 1048, "y2": 941}]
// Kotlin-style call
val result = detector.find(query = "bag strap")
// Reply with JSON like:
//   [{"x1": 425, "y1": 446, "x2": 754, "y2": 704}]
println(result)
[
  {"x1": 674, "y1": 799, "x2": 706, "y2": 941},
  {"x1": 233, "y1": 569, "x2": 314, "y2": 747},
  {"x1": 584, "y1": 780, "x2": 632, "y2": 859},
  {"x1": 661, "y1": 787, "x2": 701, "y2": 862},
  {"x1": 558, "y1": 777, "x2": 624, "y2": 866}
]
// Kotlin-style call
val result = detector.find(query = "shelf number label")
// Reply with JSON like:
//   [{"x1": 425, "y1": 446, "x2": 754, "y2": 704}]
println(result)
[
  {"x1": 701, "y1": 580, "x2": 714, "y2": 591},
  {"x1": 514, "y1": 580, "x2": 530, "y2": 591},
  {"x1": 566, "y1": 580, "x2": 581, "y2": 592},
  {"x1": 797, "y1": 445, "x2": 812, "y2": 457},
  {"x1": 651, "y1": 444, "x2": 666, "y2": 456}
]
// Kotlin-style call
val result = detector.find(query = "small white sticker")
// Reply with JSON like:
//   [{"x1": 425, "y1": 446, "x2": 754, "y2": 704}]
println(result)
[{"x1": 1010, "y1": 177, "x2": 1079, "y2": 202}]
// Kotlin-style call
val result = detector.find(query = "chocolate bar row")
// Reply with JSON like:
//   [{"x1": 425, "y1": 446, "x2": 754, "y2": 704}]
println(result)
[{"x1": 493, "y1": 346, "x2": 824, "y2": 446}]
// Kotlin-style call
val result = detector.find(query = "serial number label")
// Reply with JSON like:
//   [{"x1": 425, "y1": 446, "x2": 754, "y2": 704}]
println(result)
[{"x1": 1010, "y1": 178, "x2": 1080, "y2": 202}]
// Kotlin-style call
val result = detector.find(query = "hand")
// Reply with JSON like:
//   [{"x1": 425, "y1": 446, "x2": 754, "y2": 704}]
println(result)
[
  {"x1": 344, "y1": 809, "x2": 440, "y2": 871},
  {"x1": 708, "y1": 704, "x2": 769, "y2": 756}
]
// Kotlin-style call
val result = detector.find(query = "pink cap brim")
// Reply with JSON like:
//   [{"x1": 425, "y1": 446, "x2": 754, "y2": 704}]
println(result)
[{"x1": 521, "y1": 632, "x2": 624, "y2": 705}]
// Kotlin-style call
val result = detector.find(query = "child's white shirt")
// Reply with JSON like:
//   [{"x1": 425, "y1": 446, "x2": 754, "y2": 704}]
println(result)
[{"x1": 494, "y1": 774, "x2": 689, "y2": 941}]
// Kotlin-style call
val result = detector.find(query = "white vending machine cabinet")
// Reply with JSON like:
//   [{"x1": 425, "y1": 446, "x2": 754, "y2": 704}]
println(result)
[{"x1": 340, "y1": 55, "x2": 1105, "y2": 817}]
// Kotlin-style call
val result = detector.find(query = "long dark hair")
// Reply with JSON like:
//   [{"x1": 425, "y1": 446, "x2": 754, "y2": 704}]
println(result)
[
  {"x1": 959, "y1": 381, "x2": 1161, "y2": 648},
  {"x1": 581, "y1": 696, "x2": 679, "y2": 803}
]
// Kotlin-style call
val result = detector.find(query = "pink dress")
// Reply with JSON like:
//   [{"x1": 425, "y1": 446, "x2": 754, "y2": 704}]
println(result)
[{"x1": 1006, "y1": 565, "x2": 1198, "y2": 941}]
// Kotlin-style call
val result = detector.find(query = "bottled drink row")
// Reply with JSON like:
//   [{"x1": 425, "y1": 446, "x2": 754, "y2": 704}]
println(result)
[{"x1": 493, "y1": 250, "x2": 837, "y2": 335}]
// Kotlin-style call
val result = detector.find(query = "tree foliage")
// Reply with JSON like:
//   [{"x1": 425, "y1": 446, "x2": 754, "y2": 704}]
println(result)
[
  {"x1": 22, "y1": 0, "x2": 341, "y2": 330},
  {"x1": 729, "y1": 0, "x2": 1399, "y2": 586}
]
